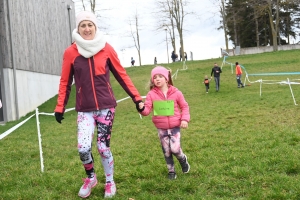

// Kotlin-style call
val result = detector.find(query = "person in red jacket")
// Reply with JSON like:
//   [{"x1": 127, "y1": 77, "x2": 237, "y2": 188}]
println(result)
[
  {"x1": 54, "y1": 11, "x2": 143, "y2": 199},
  {"x1": 235, "y1": 62, "x2": 244, "y2": 88},
  {"x1": 138, "y1": 66, "x2": 190, "y2": 180}
]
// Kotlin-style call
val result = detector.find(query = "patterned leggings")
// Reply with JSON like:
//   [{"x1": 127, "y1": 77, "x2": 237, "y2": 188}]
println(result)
[
  {"x1": 157, "y1": 127, "x2": 185, "y2": 173},
  {"x1": 77, "y1": 108, "x2": 115, "y2": 183}
]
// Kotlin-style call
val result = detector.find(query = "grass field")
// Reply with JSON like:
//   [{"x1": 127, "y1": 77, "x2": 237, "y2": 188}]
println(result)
[{"x1": 1, "y1": 49, "x2": 300, "y2": 199}]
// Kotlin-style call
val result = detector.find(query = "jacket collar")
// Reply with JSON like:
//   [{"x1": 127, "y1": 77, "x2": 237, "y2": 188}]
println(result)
[{"x1": 72, "y1": 28, "x2": 106, "y2": 58}]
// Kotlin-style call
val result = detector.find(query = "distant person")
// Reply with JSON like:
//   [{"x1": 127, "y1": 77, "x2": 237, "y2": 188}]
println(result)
[
  {"x1": 138, "y1": 66, "x2": 190, "y2": 180},
  {"x1": 131, "y1": 57, "x2": 135, "y2": 67},
  {"x1": 154, "y1": 57, "x2": 157, "y2": 65},
  {"x1": 184, "y1": 52, "x2": 187, "y2": 61},
  {"x1": 171, "y1": 51, "x2": 177, "y2": 62},
  {"x1": 179, "y1": 47, "x2": 182, "y2": 61},
  {"x1": 54, "y1": 11, "x2": 143, "y2": 199},
  {"x1": 235, "y1": 62, "x2": 244, "y2": 88},
  {"x1": 203, "y1": 75, "x2": 211, "y2": 93},
  {"x1": 210, "y1": 63, "x2": 222, "y2": 91}
]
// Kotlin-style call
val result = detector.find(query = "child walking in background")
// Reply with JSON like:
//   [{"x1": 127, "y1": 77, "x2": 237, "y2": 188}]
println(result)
[
  {"x1": 235, "y1": 62, "x2": 244, "y2": 88},
  {"x1": 137, "y1": 66, "x2": 190, "y2": 180},
  {"x1": 203, "y1": 75, "x2": 211, "y2": 93}
]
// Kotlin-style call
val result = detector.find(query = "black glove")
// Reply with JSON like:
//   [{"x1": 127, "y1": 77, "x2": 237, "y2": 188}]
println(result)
[
  {"x1": 135, "y1": 100, "x2": 145, "y2": 112},
  {"x1": 55, "y1": 112, "x2": 64, "y2": 124}
]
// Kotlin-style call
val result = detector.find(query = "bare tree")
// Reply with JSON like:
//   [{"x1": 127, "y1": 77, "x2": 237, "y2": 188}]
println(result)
[
  {"x1": 244, "y1": 0, "x2": 280, "y2": 50},
  {"x1": 76, "y1": 0, "x2": 111, "y2": 32},
  {"x1": 80, "y1": 0, "x2": 96, "y2": 13},
  {"x1": 220, "y1": 0, "x2": 229, "y2": 50},
  {"x1": 129, "y1": 10, "x2": 142, "y2": 66},
  {"x1": 81, "y1": 0, "x2": 86, "y2": 11},
  {"x1": 170, "y1": 0, "x2": 189, "y2": 61},
  {"x1": 154, "y1": 0, "x2": 191, "y2": 62},
  {"x1": 265, "y1": 0, "x2": 280, "y2": 51},
  {"x1": 153, "y1": 1, "x2": 178, "y2": 57},
  {"x1": 245, "y1": 0, "x2": 268, "y2": 47}
]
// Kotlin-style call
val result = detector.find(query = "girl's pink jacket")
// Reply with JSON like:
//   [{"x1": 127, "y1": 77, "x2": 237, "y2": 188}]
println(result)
[{"x1": 140, "y1": 85, "x2": 190, "y2": 129}]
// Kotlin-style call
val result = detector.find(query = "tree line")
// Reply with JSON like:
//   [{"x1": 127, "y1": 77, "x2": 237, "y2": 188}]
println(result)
[{"x1": 219, "y1": 0, "x2": 300, "y2": 51}]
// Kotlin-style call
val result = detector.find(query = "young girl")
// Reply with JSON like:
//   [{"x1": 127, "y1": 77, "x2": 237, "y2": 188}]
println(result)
[
  {"x1": 203, "y1": 75, "x2": 211, "y2": 93},
  {"x1": 138, "y1": 66, "x2": 190, "y2": 179}
]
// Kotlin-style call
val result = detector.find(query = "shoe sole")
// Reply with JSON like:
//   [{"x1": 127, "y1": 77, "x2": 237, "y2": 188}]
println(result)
[{"x1": 104, "y1": 193, "x2": 116, "y2": 198}]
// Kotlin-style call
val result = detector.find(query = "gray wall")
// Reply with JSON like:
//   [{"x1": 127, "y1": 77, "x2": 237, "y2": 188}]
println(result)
[
  {"x1": 222, "y1": 45, "x2": 300, "y2": 57},
  {"x1": 0, "y1": 0, "x2": 75, "y2": 74},
  {"x1": 0, "y1": 0, "x2": 76, "y2": 122},
  {"x1": 238, "y1": 44, "x2": 300, "y2": 56}
]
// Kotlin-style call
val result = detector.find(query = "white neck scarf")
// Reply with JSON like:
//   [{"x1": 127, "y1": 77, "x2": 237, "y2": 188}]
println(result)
[{"x1": 72, "y1": 28, "x2": 106, "y2": 58}]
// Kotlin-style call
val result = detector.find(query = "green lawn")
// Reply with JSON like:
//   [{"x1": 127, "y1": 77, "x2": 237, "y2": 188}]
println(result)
[{"x1": 0, "y1": 49, "x2": 300, "y2": 199}]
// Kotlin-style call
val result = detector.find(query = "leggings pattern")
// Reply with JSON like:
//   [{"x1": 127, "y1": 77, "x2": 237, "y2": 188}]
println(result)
[
  {"x1": 77, "y1": 108, "x2": 115, "y2": 182},
  {"x1": 158, "y1": 127, "x2": 185, "y2": 172}
]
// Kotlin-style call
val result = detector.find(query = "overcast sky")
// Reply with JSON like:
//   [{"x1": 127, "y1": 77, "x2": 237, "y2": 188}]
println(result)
[{"x1": 73, "y1": 0, "x2": 233, "y2": 67}]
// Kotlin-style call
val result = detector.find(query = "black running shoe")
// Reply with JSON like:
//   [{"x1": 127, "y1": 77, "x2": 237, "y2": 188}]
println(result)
[
  {"x1": 179, "y1": 154, "x2": 190, "y2": 173},
  {"x1": 168, "y1": 172, "x2": 177, "y2": 180}
]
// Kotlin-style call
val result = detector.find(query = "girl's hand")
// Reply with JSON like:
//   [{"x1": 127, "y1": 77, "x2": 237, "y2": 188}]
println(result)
[
  {"x1": 180, "y1": 121, "x2": 188, "y2": 129},
  {"x1": 135, "y1": 101, "x2": 145, "y2": 112},
  {"x1": 139, "y1": 102, "x2": 144, "y2": 109}
]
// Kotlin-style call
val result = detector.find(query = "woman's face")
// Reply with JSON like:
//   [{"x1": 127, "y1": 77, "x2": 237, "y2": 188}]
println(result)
[{"x1": 78, "y1": 20, "x2": 96, "y2": 40}]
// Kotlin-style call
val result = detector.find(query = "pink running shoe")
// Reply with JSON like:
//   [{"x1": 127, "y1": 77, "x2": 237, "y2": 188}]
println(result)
[
  {"x1": 104, "y1": 182, "x2": 116, "y2": 198},
  {"x1": 78, "y1": 175, "x2": 98, "y2": 198}
]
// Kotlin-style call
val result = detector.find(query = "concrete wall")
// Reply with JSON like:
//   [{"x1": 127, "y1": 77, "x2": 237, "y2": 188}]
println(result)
[
  {"x1": 3, "y1": 69, "x2": 61, "y2": 120},
  {"x1": 239, "y1": 44, "x2": 300, "y2": 55},
  {"x1": 0, "y1": 0, "x2": 75, "y2": 74},
  {"x1": 0, "y1": 0, "x2": 76, "y2": 122}
]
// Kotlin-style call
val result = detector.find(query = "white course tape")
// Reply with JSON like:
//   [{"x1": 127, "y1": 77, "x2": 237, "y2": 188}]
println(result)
[
  {"x1": 0, "y1": 95, "x2": 148, "y2": 140},
  {"x1": 0, "y1": 114, "x2": 35, "y2": 140}
]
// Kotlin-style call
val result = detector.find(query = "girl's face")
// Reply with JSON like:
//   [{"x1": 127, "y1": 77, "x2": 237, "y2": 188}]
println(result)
[
  {"x1": 78, "y1": 20, "x2": 96, "y2": 40},
  {"x1": 153, "y1": 74, "x2": 168, "y2": 88}
]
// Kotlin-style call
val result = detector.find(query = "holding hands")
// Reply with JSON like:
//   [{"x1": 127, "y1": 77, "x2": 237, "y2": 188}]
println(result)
[
  {"x1": 139, "y1": 102, "x2": 144, "y2": 110},
  {"x1": 135, "y1": 100, "x2": 145, "y2": 112}
]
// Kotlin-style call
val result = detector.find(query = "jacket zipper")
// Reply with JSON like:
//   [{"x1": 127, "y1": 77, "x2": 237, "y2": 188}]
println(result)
[
  {"x1": 107, "y1": 82, "x2": 114, "y2": 99},
  {"x1": 162, "y1": 91, "x2": 171, "y2": 128},
  {"x1": 88, "y1": 57, "x2": 99, "y2": 110}
]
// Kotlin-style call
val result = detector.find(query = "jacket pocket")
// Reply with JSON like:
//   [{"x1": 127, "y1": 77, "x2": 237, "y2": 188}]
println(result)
[{"x1": 78, "y1": 87, "x2": 82, "y2": 106}]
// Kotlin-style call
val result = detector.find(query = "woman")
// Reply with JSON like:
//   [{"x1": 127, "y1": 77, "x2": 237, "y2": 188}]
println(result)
[{"x1": 54, "y1": 11, "x2": 142, "y2": 199}]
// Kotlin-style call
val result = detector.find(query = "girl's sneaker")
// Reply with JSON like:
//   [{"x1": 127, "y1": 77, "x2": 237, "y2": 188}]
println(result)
[
  {"x1": 179, "y1": 154, "x2": 190, "y2": 173},
  {"x1": 104, "y1": 182, "x2": 116, "y2": 198},
  {"x1": 168, "y1": 172, "x2": 177, "y2": 180},
  {"x1": 78, "y1": 175, "x2": 98, "y2": 198}
]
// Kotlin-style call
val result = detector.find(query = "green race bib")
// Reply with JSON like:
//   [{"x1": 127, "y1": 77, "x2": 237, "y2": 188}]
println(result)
[{"x1": 153, "y1": 100, "x2": 174, "y2": 116}]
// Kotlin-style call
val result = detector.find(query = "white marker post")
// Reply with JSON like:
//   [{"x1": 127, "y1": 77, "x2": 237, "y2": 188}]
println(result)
[{"x1": 35, "y1": 108, "x2": 44, "y2": 173}]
